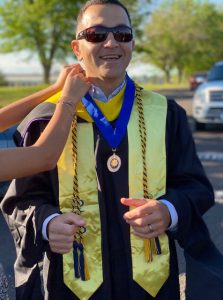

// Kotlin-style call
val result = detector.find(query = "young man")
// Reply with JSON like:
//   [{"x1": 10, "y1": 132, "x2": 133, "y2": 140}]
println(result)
[{"x1": 1, "y1": 1, "x2": 222, "y2": 299}]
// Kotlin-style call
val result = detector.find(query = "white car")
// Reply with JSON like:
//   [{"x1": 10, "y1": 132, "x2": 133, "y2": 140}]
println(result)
[{"x1": 193, "y1": 61, "x2": 223, "y2": 130}]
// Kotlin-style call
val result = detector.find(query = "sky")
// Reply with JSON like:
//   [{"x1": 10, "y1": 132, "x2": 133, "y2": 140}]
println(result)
[{"x1": 0, "y1": 0, "x2": 222, "y2": 78}]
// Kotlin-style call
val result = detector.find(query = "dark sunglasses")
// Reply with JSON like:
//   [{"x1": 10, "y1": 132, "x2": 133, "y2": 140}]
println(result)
[{"x1": 77, "y1": 25, "x2": 133, "y2": 43}]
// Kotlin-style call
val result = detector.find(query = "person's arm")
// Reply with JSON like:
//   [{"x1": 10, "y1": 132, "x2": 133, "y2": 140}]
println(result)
[
  {"x1": 0, "y1": 65, "x2": 91, "y2": 181},
  {"x1": 0, "y1": 64, "x2": 76, "y2": 132}
]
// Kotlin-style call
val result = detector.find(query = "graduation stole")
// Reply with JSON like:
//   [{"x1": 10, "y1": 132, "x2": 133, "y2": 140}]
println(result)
[{"x1": 56, "y1": 85, "x2": 170, "y2": 300}]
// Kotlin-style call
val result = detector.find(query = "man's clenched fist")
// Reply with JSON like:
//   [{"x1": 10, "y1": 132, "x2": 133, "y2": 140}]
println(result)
[{"x1": 48, "y1": 212, "x2": 85, "y2": 254}]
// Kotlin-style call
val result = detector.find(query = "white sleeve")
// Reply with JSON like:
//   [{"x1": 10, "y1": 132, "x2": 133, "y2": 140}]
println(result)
[
  {"x1": 160, "y1": 199, "x2": 178, "y2": 231},
  {"x1": 42, "y1": 213, "x2": 60, "y2": 241}
]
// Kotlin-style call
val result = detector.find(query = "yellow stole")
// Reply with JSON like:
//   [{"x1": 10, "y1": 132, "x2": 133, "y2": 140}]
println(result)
[
  {"x1": 49, "y1": 87, "x2": 169, "y2": 299},
  {"x1": 45, "y1": 87, "x2": 125, "y2": 122}
]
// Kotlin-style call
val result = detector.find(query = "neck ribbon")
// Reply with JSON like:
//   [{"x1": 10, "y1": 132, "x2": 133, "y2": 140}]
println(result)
[{"x1": 82, "y1": 75, "x2": 135, "y2": 149}]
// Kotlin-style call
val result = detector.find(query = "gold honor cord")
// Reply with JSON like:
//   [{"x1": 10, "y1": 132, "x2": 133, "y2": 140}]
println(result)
[
  {"x1": 135, "y1": 85, "x2": 162, "y2": 261},
  {"x1": 71, "y1": 116, "x2": 90, "y2": 280}
]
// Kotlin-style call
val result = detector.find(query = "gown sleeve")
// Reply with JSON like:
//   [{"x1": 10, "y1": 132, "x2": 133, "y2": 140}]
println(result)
[
  {"x1": 163, "y1": 99, "x2": 214, "y2": 242},
  {"x1": 164, "y1": 100, "x2": 223, "y2": 298}
]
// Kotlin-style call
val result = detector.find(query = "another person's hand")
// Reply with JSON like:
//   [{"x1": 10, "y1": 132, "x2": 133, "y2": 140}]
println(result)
[
  {"x1": 121, "y1": 198, "x2": 171, "y2": 239},
  {"x1": 60, "y1": 64, "x2": 91, "y2": 109},
  {"x1": 48, "y1": 212, "x2": 85, "y2": 254},
  {"x1": 53, "y1": 64, "x2": 77, "y2": 91}
]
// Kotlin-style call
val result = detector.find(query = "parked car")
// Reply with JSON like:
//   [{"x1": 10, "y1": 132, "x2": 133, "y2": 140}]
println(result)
[
  {"x1": 189, "y1": 71, "x2": 207, "y2": 91},
  {"x1": 192, "y1": 61, "x2": 223, "y2": 130},
  {"x1": 0, "y1": 126, "x2": 16, "y2": 199}
]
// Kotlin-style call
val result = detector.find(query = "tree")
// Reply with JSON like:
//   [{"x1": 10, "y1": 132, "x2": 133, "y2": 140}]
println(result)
[
  {"x1": 122, "y1": 0, "x2": 152, "y2": 39},
  {"x1": 0, "y1": 0, "x2": 88, "y2": 83},
  {"x1": 0, "y1": 0, "x2": 152, "y2": 84},
  {"x1": 141, "y1": 0, "x2": 220, "y2": 82},
  {"x1": 184, "y1": 2, "x2": 223, "y2": 75}
]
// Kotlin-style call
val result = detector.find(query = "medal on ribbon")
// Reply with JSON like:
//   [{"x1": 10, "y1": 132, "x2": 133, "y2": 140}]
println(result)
[{"x1": 82, "y1": 74, "x2": 136, "y2": 172}]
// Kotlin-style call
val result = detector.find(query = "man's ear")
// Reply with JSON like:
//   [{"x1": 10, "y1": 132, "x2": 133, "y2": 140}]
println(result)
[{"x1": 71, "y1": 40, "x2": 82, "y2": 61}]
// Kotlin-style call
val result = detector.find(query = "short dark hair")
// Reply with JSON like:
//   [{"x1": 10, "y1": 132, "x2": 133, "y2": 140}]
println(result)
[{"x1": 76, "y1": 0, "x2": 132, "y2": 32}]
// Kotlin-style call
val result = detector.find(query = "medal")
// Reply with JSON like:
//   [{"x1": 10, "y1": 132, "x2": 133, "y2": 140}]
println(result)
[
  {"x1": 82, "y1": 74, "x2": 136, "y2": 173},
  {"x1": 107, "y1": 151, "x2": 121, "y2": 172}
]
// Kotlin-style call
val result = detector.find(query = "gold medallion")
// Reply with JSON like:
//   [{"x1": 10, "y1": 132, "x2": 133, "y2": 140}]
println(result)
[{"x1": 107, "y1": 153, "x2": 121, "y2": 172}]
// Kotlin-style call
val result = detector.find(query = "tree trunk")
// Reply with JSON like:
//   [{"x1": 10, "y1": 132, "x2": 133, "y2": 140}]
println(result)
[
  {"x1": 177, "y1": 67, "x2": 183, "y2": 83},
  {"x1": 164, "y1": 69, "x2": 171, "y2": 83},
  {"x1": 42, "y1": 64, "x2": 51, "y2": 84}
]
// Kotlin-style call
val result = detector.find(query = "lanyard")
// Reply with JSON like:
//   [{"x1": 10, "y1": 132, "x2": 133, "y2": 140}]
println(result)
[{"x1": 82, "y1": 75, "x2": 135, "y2": 149}]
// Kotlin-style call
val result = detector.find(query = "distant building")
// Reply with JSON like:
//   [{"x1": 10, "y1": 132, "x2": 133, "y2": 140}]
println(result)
[{"x1": 4, "y1": 72, "x2": 59, "y2": 86}]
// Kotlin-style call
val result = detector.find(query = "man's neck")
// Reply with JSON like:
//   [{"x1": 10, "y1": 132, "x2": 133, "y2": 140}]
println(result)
[{"x1": 90, "y1": 76, "x2": 126, "y2": 97}]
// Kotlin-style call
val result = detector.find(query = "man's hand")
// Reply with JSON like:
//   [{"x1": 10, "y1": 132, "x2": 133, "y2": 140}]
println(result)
[
  {"x1": 48, "y1": 212, "x2": 85, "y2": 254},
  {"x1": 121, "y1": 198, "x2": 171, "y2": 239}
]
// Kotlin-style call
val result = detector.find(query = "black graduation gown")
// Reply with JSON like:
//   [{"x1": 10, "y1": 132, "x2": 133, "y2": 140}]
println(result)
[{"x1": 1, "y1": 98, "x2": 218, "y2": 300}]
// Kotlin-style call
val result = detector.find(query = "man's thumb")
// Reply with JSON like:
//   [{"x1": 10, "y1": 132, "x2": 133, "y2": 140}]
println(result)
[{"x1": 63, "y1": 212, "x2": 85, "y2": 226}]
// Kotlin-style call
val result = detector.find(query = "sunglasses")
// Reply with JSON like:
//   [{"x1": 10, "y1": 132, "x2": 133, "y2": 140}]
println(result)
[{"x1": 77, "y1": 25, "x2": 133, "y2": 43}]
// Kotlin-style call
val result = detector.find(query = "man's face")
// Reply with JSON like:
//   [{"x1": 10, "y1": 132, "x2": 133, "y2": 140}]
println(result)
[{"x1": 72, "y1": 4, "x2": 134, "y2": 82}]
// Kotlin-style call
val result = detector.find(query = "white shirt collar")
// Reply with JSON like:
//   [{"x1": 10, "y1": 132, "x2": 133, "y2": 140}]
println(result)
[{"x1": 89, "y1": 78, "x2": 126, "y2": 103}]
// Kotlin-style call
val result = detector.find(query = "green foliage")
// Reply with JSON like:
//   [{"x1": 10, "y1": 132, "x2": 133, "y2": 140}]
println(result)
[
  {"x1": 0, "y1": 0, "x2": 87, "y2": 83},
  {"x1": 0, "y1": 0, "x2": 152, "y2": 83},
  {"x1": 141, "y1": 0, "x2": 223, "y2": 82},
  {"x1": 122, "y1": 0, "x2": 152, "y2": 39}
]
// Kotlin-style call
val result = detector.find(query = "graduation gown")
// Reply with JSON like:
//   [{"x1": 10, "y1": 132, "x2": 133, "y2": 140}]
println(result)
[{"x1": 0, "y1": 98, "x2": 218, "y2": 300}]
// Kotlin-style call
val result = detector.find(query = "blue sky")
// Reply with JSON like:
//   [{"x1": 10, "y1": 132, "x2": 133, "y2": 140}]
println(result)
[
  {"x1": 0, "y1": 0, "x2": 222, "y2": 77},
  {"x1": 209, "y1": 0, "x2": 223, "y2": 3}
]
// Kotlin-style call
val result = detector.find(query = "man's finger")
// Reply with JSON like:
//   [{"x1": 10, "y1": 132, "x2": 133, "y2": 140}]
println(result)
[
  {"x1": 62, "y1": 212, "x2": 85, "y2": 227},
  {"x1": 121, "y1": 197, "x2": 147, "y2": 207}
]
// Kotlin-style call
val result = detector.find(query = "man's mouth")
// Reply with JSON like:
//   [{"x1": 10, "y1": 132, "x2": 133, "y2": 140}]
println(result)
[{"x1": 100, "y1": 55, "x2": 122, "y2": 61}]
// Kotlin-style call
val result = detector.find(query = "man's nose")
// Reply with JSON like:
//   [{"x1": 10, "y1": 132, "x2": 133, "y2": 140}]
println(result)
[{"x1": 103, "y1": 32, "x2": 119, "y2": 47}]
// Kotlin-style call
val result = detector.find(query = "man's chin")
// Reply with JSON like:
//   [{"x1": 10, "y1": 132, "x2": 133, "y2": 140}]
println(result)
[{"x1": 100, "y1": 69, "x2": 125, "y2": 80}]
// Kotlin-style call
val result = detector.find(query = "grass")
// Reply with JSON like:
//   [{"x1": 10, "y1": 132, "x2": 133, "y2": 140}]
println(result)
[
  {"x1": 0, "y1": 85, "x2": 47, "y2": 107},
  {"x1": 138, "y1": 77, "x2": 189, "y2": 91},
  {"x1": 0, "y1": 80, "x2": 189, "y2": 107},
  {"x1": 141, "y1": 81, "x2": 189, "y2": 91}
]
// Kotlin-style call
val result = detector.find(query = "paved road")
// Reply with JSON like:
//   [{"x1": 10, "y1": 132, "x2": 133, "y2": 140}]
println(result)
[{"x1": 0, "y1": 88, "x2": 223, "y2": 299}]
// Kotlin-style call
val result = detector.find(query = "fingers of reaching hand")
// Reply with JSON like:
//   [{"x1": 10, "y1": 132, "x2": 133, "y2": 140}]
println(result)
[
  {"x1": 69, "y1": 64, "x2": 84, "y2": 75},
  {"x1": 56, "y1": 64, "x2": 80, "y2": 88},
  {"x1": 61, "y1": 69, "x2": 91, "y2": 102}
]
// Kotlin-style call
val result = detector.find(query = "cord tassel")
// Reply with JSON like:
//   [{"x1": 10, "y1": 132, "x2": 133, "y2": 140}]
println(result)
[
  {"x1": 73, "y1": 241, "x2": 81, "y2": 279},
  {"x1": 155, "y1": 237, "x2": 162, "y2": 255},
  {"x1": 145, "y1": 239, "x2": 153, "y2": 262},
  {"x1": 145, "y1": 237, "x2": 162, "y2": 262},
  {"x1": 73, "y1": 241, "x2": 89, "y2": 281},
  {"x1": 79, "y1": 243, "x2": 86, "y2": 280}
]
